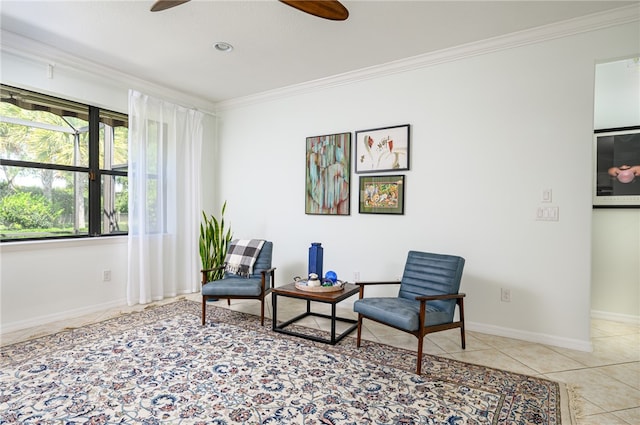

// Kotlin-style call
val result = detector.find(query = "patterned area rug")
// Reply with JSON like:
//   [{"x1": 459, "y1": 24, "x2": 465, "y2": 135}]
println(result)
[{"x1": 1, "y1": 299, "x2": 573, "y2": 424}]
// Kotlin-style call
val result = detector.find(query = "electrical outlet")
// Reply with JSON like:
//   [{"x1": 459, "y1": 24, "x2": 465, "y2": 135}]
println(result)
[
  {"x1": 501, "y1": 288, "x2": 511, "y2": 302},
  {"x1": 102, "y1": 270, "x2": 111, "y2": 282},
  {"x1": 536, "y1": 206, "x2": 559, "y2": 221}
]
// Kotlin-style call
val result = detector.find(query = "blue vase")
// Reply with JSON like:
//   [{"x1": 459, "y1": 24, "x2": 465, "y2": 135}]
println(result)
[{"x1": 308, "y1": 242, "x2": 323, "y2": 280}]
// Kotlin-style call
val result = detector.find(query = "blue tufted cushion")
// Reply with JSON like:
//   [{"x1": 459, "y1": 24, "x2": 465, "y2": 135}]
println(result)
[
  {"x1": 202, "y1": 276, "x2": 263, "y2": 297},
  {"x1": 397, "y1": 251, "x2": 464, "y2": 322},
  {"x1": 353, "y1": 297, "x2": 451, "y2": 331},
  {"x1": 250, "y1": 241, "x2": 272, "y2": 277}
]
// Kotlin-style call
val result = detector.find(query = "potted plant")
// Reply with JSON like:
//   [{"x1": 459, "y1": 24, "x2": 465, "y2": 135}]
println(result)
[{"x1": 199, "y1": 201, "x2": 233, "y2": 282}]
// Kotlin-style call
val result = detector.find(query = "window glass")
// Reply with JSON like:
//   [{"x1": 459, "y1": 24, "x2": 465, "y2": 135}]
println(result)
[
  {"x1": 0, "y1": 166, "x2": 89, "y2": 239},
  {"x1": 99, "y1": 110, "x2": 128, "y2": 170},
  {"x1": 0, "y1": 102, "x2": 89, "y2": 167},
  {"x1": 101, "y1": 174, "x2": 128, "y2": 234}
]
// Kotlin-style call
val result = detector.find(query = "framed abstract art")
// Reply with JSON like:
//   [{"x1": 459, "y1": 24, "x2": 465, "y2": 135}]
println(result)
[{"x1": 305, "y1": 132, "x2": 351, "y2": 215}]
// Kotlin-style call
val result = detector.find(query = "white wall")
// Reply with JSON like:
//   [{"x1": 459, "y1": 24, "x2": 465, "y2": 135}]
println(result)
[
  {"x1": 1, "y1": 13, "x2": 638, "y2": 348},
  {"x1": 1, "y1": 237, "x2": 128, "y2": 331},
  {"x1": 214, "y1": 20, "x2": 639, "y2": 351},
  {"x1": 594, "y1": 58, "x2": 640, "y2": 130},
  {"x1": 591, "y1": 58, "x2": 640, "y2": 322}
]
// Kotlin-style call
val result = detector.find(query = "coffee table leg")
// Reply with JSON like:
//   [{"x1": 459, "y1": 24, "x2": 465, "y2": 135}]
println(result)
[
  {"x1": 331, "y1": 303, "x2": 336, "y2": 343},
  {"x1": 272, "y1": 292, "x2": 278, "y2": 331}
]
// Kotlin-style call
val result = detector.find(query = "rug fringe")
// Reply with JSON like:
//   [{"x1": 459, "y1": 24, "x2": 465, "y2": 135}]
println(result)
[{"x1": 562, "y1": 383, "x2": 581, "y2": 424}]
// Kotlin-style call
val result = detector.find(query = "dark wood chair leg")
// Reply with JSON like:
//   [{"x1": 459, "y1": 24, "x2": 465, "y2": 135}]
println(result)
[
  {"x1": 260, "y1": 298, "x2": 265, "y2": 326},
  {"x1": 202, "y1": 296, "x2": 206, "y2": 325},
  {"x1": 416, "y1": 332, "x2": 425, "y2": 375},
  {"x1": 459, "y1": 299, "x2": 466, "y2": 349},
  {"x1": 356, "y1": 315, "x2": 363, "y2": 347}
]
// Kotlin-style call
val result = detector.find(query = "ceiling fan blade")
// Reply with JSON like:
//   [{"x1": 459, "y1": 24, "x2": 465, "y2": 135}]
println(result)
[
  {"x1": 150, "y1": 0, "x2": 191, "y2": 12},
  {"x1": 279, "y1": 0, "x2": 349, "y2": 21}
]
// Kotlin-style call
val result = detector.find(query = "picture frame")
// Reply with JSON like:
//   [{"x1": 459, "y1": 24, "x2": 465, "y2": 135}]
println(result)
[
  {"x1": 305, "y1": 132, "x2": 351, "y2": 215},
  {"x1": 359, "y1": 175, "x2": 405, "y2": 215},
  {"x1": 593, "y1": 126, "x2": 640, "y2": 208},
  {"x1": 355, "y1": 124, "x2": 410, "y2": 173}
]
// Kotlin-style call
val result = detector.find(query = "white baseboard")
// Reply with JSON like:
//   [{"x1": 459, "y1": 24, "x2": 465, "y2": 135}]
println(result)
[
  {"x1": 1, "y1": 298, "x2": 128, "y2": 335},
  {"x1": 591, "y1": 310, "x2": 640, "y2": 324},
  {"x1": 466, "y1": 321, "x2": 593, "y2": 352}
]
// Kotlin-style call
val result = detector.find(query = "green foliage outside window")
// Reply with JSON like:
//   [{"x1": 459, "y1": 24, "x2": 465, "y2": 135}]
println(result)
[{"x1": 0, "y1": 192, "x2": 62, "y2": 229}]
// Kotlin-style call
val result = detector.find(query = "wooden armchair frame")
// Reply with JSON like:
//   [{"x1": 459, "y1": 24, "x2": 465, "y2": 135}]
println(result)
[{"x1": 355, "y1": 280, "x2": 466, "y2": 375}]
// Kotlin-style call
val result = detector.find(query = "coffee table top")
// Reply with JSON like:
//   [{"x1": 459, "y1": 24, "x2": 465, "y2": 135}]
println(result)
[{"x1": 273, "y1": 282, "x2": 359, "y2": 302}]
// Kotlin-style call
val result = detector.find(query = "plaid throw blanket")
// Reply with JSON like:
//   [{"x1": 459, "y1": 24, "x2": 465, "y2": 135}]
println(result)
[{"x1": 224, "y1": 239, "x2": 265, "y2": 278}]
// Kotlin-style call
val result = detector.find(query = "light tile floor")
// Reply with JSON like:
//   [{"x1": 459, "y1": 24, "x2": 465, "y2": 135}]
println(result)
[{"x1": 2, "y1": 293, "x2": 638, "y2": 425}]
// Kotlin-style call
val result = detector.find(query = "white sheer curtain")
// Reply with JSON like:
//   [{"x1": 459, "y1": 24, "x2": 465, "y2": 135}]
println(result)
[{"x1": 127, "y1": 90, "x2": 203, "y2": 305}]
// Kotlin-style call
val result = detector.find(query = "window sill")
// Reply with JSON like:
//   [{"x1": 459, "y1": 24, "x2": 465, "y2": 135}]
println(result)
[{"x1": 0, "y1": 235, "x2": 128, "y2": 253}]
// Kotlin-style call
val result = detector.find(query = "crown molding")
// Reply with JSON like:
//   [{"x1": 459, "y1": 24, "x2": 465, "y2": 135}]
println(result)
[
  {"x1": 2, "y1": 4, "x2": 637, "y2": 114},
  {"x1": 217, "y1": 4, "x2": 640, "y2": 111},
  {"x1": 0, "y1": 30, "x2": 217, "y2": 115}
]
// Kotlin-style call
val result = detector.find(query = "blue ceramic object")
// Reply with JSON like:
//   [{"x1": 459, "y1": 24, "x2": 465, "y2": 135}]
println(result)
[
  {"x1": 325, "y1": 270, "x2": 337, "y2": 283},
  {"x1": 308, "y1": 242, "x2": 323, "y2": 280}
]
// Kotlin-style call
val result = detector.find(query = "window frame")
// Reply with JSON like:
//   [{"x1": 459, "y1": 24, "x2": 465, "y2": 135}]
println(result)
[{"x1": 0, "y1": 85, "x2": 128, "y2": 242}]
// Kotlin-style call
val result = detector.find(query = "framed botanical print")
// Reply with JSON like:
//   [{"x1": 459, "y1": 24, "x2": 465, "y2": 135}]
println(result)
[{"x1": 355, "y1": 124, "x2": 410, "y2": 173}]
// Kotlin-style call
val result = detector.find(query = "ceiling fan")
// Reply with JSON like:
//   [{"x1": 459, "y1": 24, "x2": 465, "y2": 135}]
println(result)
[{"x1": 150, "y1": 0, "x2": 349, "y2": 21}]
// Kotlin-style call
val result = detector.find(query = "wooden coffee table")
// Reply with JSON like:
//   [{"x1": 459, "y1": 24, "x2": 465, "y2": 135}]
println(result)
[{"x1": 271, "y1": 282, "x2": 359, "y2": 344}]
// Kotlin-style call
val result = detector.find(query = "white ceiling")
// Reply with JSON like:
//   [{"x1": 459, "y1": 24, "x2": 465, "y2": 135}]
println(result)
[{"x1": 1, "y1": 1, "x2": 636, "y2": 104}]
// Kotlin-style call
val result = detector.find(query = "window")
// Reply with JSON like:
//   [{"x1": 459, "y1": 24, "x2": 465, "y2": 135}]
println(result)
[{"x1": 0, "y1": 84, "x2": 128, "y2": 241}]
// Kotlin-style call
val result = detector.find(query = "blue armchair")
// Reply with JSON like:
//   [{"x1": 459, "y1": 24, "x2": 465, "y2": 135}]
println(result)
[
  {"x1": 201, "y1": 241, "x2": 275, "y2": 326},
  {"x1": 353, "y1": 250, "x2": 466, "y2": 374}
]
